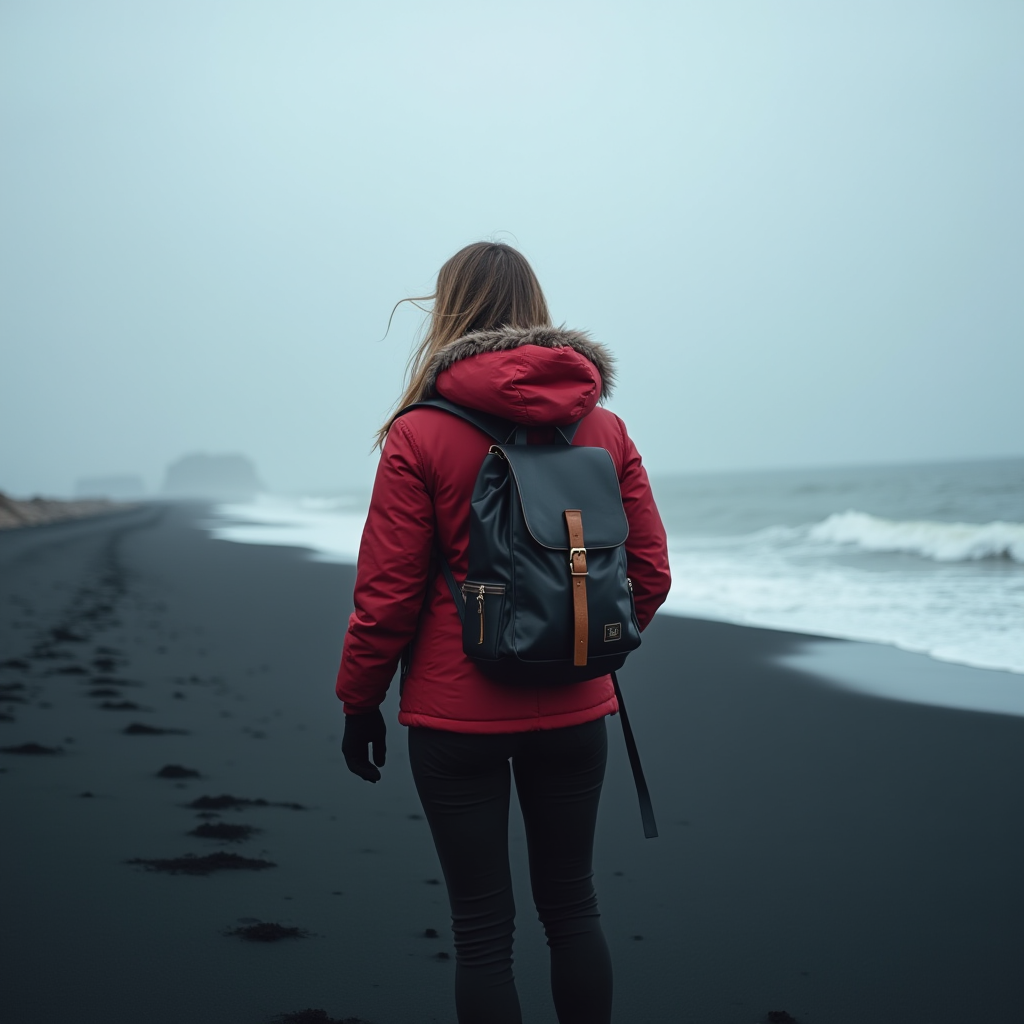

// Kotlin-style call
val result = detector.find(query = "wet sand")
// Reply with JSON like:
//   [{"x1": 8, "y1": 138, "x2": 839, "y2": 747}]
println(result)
[{"x1": 1, "y1": 504, "x2": 1022, "y2": 1024}]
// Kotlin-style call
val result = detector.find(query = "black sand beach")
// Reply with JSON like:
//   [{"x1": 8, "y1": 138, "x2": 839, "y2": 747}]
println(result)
[{"x1": 1, "y1": 505, "x2": 1022, "y2": 1024}]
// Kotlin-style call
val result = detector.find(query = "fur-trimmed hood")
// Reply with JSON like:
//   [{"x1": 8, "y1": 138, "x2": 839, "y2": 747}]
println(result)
[{"x1": 423, "y1": 325, "x2": 616, "y2": 401}]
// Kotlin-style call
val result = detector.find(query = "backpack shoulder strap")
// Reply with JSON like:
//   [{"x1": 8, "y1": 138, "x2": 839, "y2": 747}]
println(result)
[
  {"x1": 398, "y1": 397, "x2": 518, "y2": 444},
  {"x1": 436, "y1": 550, "x2": 465, "y2": 624},
  {"x1": 398, "y1": 397, "x2": 582, "y2": 445}
]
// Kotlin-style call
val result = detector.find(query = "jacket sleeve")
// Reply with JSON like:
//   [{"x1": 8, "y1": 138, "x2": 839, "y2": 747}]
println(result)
[
  {"x1": 336, "y1": 418, "x2": 434, "y2": 713},
  {"x1": 615, "y1": 416, "x2": 671, "y2": 630}
]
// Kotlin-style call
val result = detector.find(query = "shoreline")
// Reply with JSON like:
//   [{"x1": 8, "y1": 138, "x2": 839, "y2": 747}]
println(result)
[
  {"x1": 1, "y1": 504, "x2": 1022, "y2": 1023},
  {"x1": 203, "y1": 496, "x2": 1024, "y2": 680},
  {"x1": 0, "y1": 490, "x2": 139, "y2": 530}
]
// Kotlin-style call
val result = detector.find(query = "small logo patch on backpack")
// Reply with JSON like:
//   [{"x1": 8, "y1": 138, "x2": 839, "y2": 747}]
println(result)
[{"x1": 604, "y1": 622, "x2": 622, "y2": 642}]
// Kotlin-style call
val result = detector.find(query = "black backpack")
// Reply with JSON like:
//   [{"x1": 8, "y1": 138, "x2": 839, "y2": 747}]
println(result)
[{"x1": 399, "y1": 397, "x2": 657, "y2": 838}]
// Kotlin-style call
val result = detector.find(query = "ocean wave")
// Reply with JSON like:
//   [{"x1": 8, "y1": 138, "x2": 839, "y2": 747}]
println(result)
[{"x1": 808, "y1": 511, "x2": 1024, "y2": 563}]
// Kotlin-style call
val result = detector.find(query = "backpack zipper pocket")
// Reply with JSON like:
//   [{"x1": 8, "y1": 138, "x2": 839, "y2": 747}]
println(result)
[
  {"x1": 626, "y1": 576, "x2": 641, "y2": 637},
  {"x1": 460, "y1": 582, "x2": 507, "y2": 654}
]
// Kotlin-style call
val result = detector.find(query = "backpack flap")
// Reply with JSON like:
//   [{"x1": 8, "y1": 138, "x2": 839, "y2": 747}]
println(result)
[{"x1": 495, "y1": 444, "x2": 628, "y2": 550}]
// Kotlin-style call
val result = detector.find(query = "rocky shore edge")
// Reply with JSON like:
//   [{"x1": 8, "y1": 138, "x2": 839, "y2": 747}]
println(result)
[{"x1": 0, "y1": 490, "x2": 136, "y2": 530}]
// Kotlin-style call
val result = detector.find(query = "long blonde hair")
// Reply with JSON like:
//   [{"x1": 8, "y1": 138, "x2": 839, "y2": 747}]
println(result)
[{"x1": 374, "y1": 242, "x2": 551, "y2": 450}]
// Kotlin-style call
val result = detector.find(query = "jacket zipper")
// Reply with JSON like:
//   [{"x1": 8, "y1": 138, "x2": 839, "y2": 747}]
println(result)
[{"x1": 461, "y1": 582, "x2": 506, "y2": 646}]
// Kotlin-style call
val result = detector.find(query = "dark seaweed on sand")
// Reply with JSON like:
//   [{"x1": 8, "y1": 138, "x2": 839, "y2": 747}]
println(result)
[
  {"x1": 1, "y1": 742, "x2": 63, "y2": 755},
  {"x1": 51, "y1": 627, "x2": 86, "y2": 644},
  {"x1": 156, "y1": 764, "x2": 201, "y2": 779},
  {"x1": 226, "y1": 921, "x2": 307, "y2": 942},
  {"x1": 189, "y1": 793, "x2": 305, "y2": 811},
  {"x1": 272, "y1": 1011, "x2": 372, "y2": 1024},
  {"x1": 765, "y1": 1013, "x2": 801, "y2": 1024},
  {"x1": 190, "y1": 822, "x2": 260, "y2": 842},
  {"x1": 123, "y1": 722, "x2": 188, "y2": 735},
  {"x1": 126, "y1": 852, "x2": 276, "y2": 875},
  {"x1": 0, "y1": 658, "x2": 30, "y2": 670}
]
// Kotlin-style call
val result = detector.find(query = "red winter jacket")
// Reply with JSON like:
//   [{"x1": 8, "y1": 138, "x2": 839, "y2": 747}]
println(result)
[{"x1": 336, "y1": 325, "x2": 671, "y2": 733}]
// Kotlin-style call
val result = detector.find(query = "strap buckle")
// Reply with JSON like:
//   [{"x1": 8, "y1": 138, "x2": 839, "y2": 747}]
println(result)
[{"x1": 569, "y1": 547, "x2": 588, "y2": 576}]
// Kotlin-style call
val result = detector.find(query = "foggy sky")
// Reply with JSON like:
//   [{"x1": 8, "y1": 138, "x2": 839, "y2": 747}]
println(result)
[{"x1": 2, "y1": 0, "x2": 1022, "y2": 497}]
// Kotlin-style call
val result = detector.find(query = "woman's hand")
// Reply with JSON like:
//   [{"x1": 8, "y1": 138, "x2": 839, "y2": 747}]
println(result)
[{"x1": 342, "y1": 708, "x2": 387, "y2": 783}]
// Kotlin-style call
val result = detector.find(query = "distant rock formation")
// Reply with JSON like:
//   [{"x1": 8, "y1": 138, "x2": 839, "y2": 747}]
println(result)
[
  {"x1": 75, "y1": 475, "x2": 146, "y2": 500},
  {"x1": 162, "y1": 453, "x2": 263, "y2": 501}
]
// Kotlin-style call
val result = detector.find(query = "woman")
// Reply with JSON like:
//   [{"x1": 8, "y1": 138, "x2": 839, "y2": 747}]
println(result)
[{"x1": 337, "y1": 242, "x2": 671, "y2": 1024}]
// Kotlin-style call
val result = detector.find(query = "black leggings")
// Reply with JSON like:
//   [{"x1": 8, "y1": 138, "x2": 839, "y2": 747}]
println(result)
[{"x1": 409, "y1": 717, "x2": 613, "y2": 1024}]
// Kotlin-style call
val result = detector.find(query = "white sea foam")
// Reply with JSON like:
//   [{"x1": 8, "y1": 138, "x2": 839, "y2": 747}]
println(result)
[
  {"x1": 661, "y1": 544, "x2": 1024, "y2": 675},
  {"x1": 809, "y1": 510, "x2": 1024, "y2": 563},
  {"x1": 661, "y1": 520, "x2": 1024, "y2": 676},
  {"x1": 206, "y1": 494, "x2": 367, "y2": 564}
]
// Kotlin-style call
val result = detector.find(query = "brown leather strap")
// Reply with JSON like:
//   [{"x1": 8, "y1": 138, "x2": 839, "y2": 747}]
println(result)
[{"x1": 564, "y1": 509, "x2": 588, "y2": 667}]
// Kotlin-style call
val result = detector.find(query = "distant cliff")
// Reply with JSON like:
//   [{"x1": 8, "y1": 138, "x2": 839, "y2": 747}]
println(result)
[{"x1": 162, "y1": 453, "x2": 263, "y2": 501}]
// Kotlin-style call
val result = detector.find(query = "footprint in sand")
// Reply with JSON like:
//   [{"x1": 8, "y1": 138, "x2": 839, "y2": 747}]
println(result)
[
  {"x1": 122, "y1": 723, "x2": 188, "y2": 736},
  {"x1": 1, "y1": 742, "x2": 64, "y2": 755},
  {"x1": 225, "y1": 921, "x2": 307, "y2": 942},
  {"x1": 126, "y1": 852, "x2": 276, "y2": 875},
  {"x1": 187, "y1": 794, "x2": 306, "y2": 811},
  {"x1": 155, "y1": 764, "x2": 202, "y2": 779}
]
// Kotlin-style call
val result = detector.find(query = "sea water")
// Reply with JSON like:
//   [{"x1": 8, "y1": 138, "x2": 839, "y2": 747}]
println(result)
[{"x1": 207, "y1": 457, "x2": 1023, "y2": 679}]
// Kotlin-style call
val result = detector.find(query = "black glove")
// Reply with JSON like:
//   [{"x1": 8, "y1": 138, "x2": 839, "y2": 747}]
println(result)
[{"x1": 342, "y1": 708, "x2": 387, "y2": 783}]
